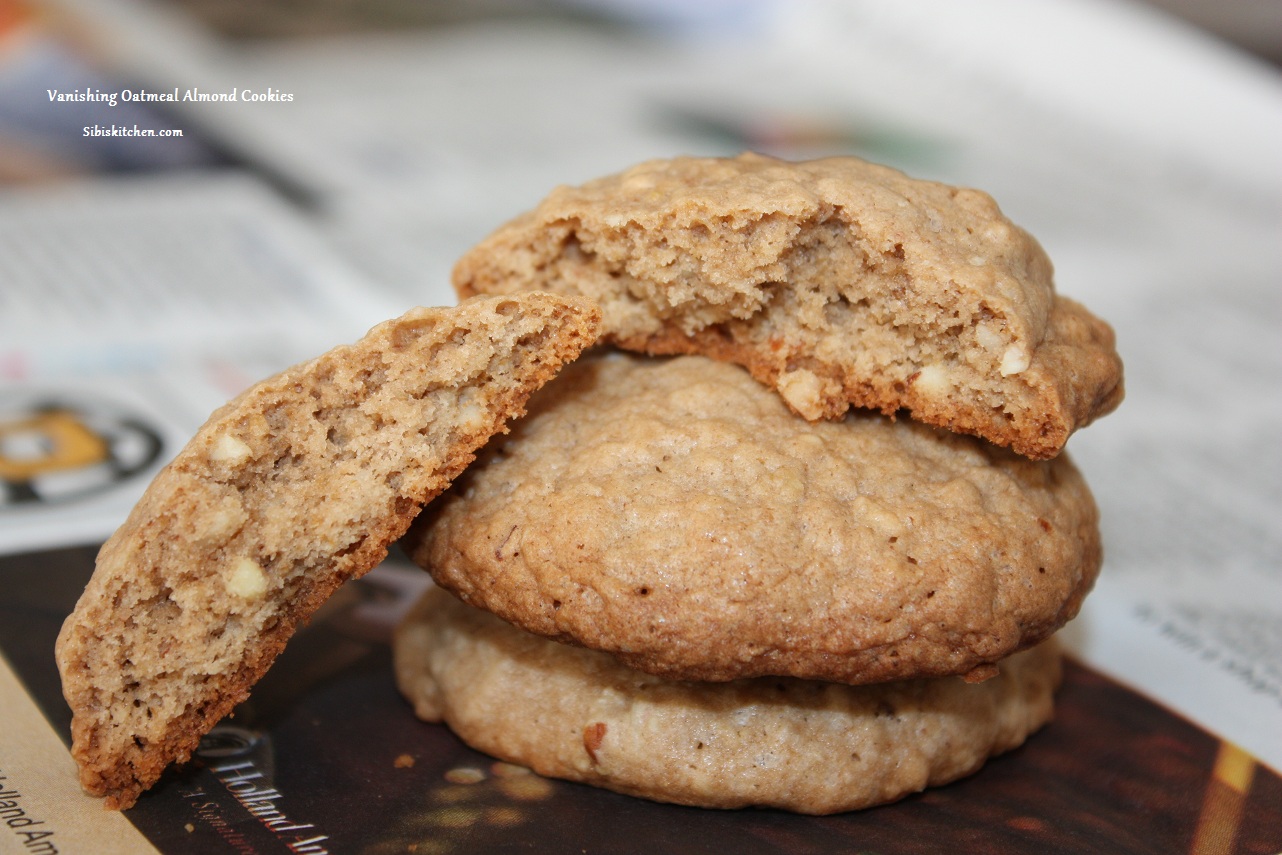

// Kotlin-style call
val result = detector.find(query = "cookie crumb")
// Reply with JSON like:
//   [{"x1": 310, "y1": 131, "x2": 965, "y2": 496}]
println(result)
[{"x1": 394, "y1": 753, "x2": 415, "y2": 768}]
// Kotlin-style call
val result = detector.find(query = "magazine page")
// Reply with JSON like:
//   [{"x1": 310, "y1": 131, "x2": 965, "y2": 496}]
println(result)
[
  {"x1": 1, "y1": 0, "x2": 1279, "y2": 852},
  {"x1": 0, "y1": 173, "x2": 399, "y2": 556}
]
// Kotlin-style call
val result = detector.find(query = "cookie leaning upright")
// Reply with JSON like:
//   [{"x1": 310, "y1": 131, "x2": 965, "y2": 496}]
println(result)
[
  {"x1": 55, "y1": 292, "x2": 600, "y2": 810},
  {"x1": 452, "y1": 152, "x2": 1123, "y2": 459}
]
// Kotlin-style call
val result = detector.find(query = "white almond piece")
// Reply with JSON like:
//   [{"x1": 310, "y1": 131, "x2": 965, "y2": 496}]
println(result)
[
  {"x1": 912, "y1": 364, "x2": 951, "y2": 398},
  {"x1": 453, "y1": 389, "x2": 490, "y2": 433},
  {"x1": 209, "y1": 434, "x2": 253, "y2": 465},
  {"x1": 974, "y1": 320, "x2": 1005, "y2": 352},
  {"x1": 776, "y1": 369, "x2": 825, "y2": 421},
  {"x1": 1000, "y1": 344, "x2": 1030, "y2": 376},
  {"x1": 202, "y1": 498, "x2": 247, "y2": 542},
  {"x1": 227, "y1": 557, "x2": 268, "y2": 599}
]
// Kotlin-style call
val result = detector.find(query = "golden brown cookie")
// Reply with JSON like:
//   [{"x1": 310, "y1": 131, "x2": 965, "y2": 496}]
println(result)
[
  {"x1": 408, "y1": 352, "x2": 1100, "y2": 686},
  {"x1": 395, "y1": 586, "x2": 1062, "y2": 814},
  {"x1": 453, "y1": 152, "x2": 1123, "y2": 459},
  {"x1": 55, "y1": 293, "x2": 600, "y2": 810}
]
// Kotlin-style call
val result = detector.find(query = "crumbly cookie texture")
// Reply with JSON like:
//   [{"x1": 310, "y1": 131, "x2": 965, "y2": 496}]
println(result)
[
  {"x1": 395, "y1": 586, "x2": 1062, "y2": 815},
  {"x1": 452, "y1": 152, "x2": 1123, "y2": 459},
  {"x1": 55, "y1": 293, "x2": 600, "y2": 810},
  {"x1": 409, "y1": 352, "x2": 1100, "y2": 685}
]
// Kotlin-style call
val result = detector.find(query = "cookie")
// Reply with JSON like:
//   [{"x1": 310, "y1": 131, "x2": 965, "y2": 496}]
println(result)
[
  {"x1": 55, "y1": 293, "x2": 601, "y2": 809},
  {"x1": 452, "y1": 152, "x2": 1123, "y2": 459},
  {"x1": 408, "y1": 352, "x2": 1100, "y2": 685},
  {"x1": 395, "y1": 586, "x2": 1063, "y2": 814}
]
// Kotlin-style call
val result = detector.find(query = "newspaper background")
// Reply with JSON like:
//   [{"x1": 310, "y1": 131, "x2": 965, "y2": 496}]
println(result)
[{"x1": 1, "y1": 0, "x2": 1279, "y2": 844}]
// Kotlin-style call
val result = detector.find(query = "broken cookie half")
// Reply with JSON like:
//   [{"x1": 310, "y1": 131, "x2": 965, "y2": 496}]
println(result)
[
  {"x1": 54, "y1": 292, "x2": 600, "y2": 809},
  {"x1": 452, "y1": 152, "x2": 1123, "y2": 459}
]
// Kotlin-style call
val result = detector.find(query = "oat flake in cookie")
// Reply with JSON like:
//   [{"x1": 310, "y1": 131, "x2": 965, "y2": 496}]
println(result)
[
  {"x1": 395, "y1": 587, "x2": 1063, "y2": 815},
  {"x1": 55, "y1": 293, "x2": 600, "y2": 809},
  {"x1": 452, "y1": 152, "x2": 1123, "y2": 459},
  {"x1": 408, "y1": 352, "x2": 1101, "y2": 686}
]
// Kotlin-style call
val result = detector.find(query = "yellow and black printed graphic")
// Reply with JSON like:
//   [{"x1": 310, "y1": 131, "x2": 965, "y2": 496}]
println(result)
[{"x1": 0, "y1": 396, "x2": 163, "y2": 507}]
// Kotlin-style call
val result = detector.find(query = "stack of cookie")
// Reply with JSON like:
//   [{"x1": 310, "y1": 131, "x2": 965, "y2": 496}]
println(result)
[
  {"x1": 393, "y1": 153, "x2": 1124, "y2": 814},
  {"x1": 54, "y1": 152, "x2": 1121, "y2": 815}
]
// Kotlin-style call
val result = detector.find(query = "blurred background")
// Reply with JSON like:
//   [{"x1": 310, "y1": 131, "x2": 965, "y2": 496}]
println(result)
[
  {"x1": 4, "y1": 0, "x2": 1279, "y2": 301},
  {"x1": 1144, "y1": 0, "x2": 1282, "y2": 66}
]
